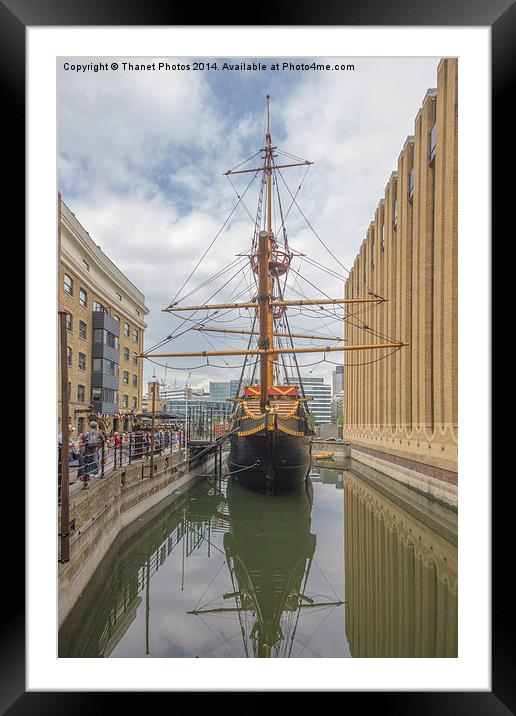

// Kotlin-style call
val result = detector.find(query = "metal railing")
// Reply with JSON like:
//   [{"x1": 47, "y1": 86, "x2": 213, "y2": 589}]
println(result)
[{"x1": 58, "y1": 429, "x2": 183, "y2": 496}]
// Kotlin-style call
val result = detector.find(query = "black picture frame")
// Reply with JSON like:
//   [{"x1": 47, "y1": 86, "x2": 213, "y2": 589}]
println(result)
[{"x1": 6, "y1": 0, "x2": 507, "y2": 709}]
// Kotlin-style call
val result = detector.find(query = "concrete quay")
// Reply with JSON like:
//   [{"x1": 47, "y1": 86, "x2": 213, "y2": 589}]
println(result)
[{"x1": 58, "y1": 448, "x2": 212, "y2": 627}]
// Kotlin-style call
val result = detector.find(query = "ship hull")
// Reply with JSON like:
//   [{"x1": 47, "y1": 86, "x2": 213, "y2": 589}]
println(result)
[{"x1": 229, "y1": 430, "x2": 312, "y2": 494}]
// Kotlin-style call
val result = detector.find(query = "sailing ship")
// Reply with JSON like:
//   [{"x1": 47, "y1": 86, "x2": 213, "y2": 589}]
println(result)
[{"x1": 142, "y1": 96, "x2": 405, "y2": 494}]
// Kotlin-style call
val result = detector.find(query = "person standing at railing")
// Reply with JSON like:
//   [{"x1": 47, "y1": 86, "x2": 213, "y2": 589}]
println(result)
[
  {"x1": 132, "y1": 424, "x2": 146, "y2": 461},
  {"x1": 80, "y1": 420, "x2": 106, "y2": 483}
]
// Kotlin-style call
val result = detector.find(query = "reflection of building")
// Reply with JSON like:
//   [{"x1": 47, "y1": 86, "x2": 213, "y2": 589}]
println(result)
[
  {"x1": 344, "y1": 59, "x2": 458, "y2": 491},
  {"x1": 344, "y1": 469, "x2": 457, "y2": 657},
  {"x1": 58, "y1": 194, "x2": 149, "y2": 434}
]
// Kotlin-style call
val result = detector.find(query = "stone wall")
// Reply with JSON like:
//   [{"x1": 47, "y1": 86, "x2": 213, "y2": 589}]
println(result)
[{"x1": 58, "y1": 449, "x2": 210, "y2": 626}]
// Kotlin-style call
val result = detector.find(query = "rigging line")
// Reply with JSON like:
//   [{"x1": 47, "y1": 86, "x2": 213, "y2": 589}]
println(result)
[
  {"x1": 144, "y1": 356, "x2": 260, "y2": 371},
  {"x1": 226, "y1": 173, "x2": 259, "y2": 225},
  {"x1": 276, "y1": 146, "x2": 311, "y2": 163},
  {"x1": 196, "y1": 614, "x2": 235, "y2": 658},
  {"x1": 193, "y1": 559, "x2": 227, "y2": 612},
  {"x1": 292, "y1": 636, "x2": 323, "y2": 659},
  {"x1": 282, "y1": 280, "x2": 348, "y2": 333},
  {"x1": 174, "y1": 256, "x2": 247, "y2": 305},
  {"x1": 146, "y1": 272, "x2": 252, "y2": 354},
  {"x1": 227, "y1": 148, "x2": 262, "y2": 173},
  {"x1": 272, "y1": 155, "x2": 310, "y2": 241},
  {"x1": 234, "y1": 311, "x2": 258, "y2": 402},
  {"x1": 298, "y1": 255, "x2": 347, "y2": 282},
  {"x1": 167, "y1": 168, "x2": 260, "y2": 308},
  {"x1": 312, "y1": 558, "x2": 341, "y2": 601},
  {"x1": 276, "y1": 167, "x2": 352, "y2": 275},
  {"x1": 298, "y1": 252, "x2": 370, "y2": 298},
  {"x1": 276, "y1": 277, "x2": 305, "y2": 397},
  {"x1": 295, "y1": 606, "x2": 338, "y2": 658},
  {"x1": 266, "y1": 346, "x2": 402, "y2": 369}
]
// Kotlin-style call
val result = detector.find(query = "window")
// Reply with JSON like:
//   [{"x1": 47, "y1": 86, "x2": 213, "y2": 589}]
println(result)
[
  {"x1": 133, "y1": 329, "x2": 139, "y2": 343},
  {"x1": 79, "y1": 321, "x2": 87, "y2": 340},
  {"x1": 113, "y1": 314, "x2": 120, "y2": 323},
  {"x1": 77, "y1": 417, "x2": 85, "y2": 434},
  {"x1": 93, "y1": 328, "x2": 119, "y2": 349},
  {"x1": 429, "y1": 123, "x2": 436, "y2": 163},
  {"x1": 124, "y1": 323, "x2": 130, "y2": 337},
  {"x1": 122, "y1": 394, "x2": 129, "y2": 408},
  {"x1": 82, "y1": 259, "x2": 90, "y2": 271},
  {"x1": 408, "y1": 167, "x2": 414, "y2": 202},
  {"x1": 66, "y1": 313, "x2": 73, "y2": 332},
  {"x1": 381, "y1": 224, "x2": 385, "y2": 252},
  {"x1": 133, "y1": 353, "x2": 138, "y2": 366},
  {"x1": 91, "y1": 387, "x2": 102, "y2": 403},
  {"x1": 79, "y1": 288, "x2": 87, "y2": 307},
  {"x1": 132, "y1": 374, "x2": 138, "y2": 388},
  {"x1": 92, "y1": 358, "x2": 118, "y2": 377},
  {"x1": 67, "y1": 346, "x2": 72, "y2": 366},
  {"x1": 92, "y1": 301, "x2": 104, "y2": 312},
  {"x1": 123, "y1": 371, "x2": 129, "y2": 384},
  {"x1": 78, "y1": 352, "x2": 86, "y2": 370},
  {"x1": 393, "y1": 199, "x2": 398, "y2": 230},
  {"x1": 132, "y1": 396, "x2": 137, "y2": 409},
  {"x1": 77, "y1": 384, "x2": 85, "y2": 402},
  {"x1": 124, "y1": 347, "x2": 130, "y2": 361},
  {"x1": 64, "y1": 273, "x2": 73, "y2": 295}
]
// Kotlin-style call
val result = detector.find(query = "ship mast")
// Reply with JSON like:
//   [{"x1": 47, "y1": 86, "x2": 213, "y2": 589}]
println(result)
[
  {"x1": 259, "y1": 95, "x2": 275, "y2": 408},
  {"x1": 147, "y1": 97, "x2": 407, "y2": 375}
]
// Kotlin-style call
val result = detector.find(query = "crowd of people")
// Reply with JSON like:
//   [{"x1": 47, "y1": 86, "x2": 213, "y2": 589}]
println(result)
[{"x1": 58, "y1": 421, "x2": 182, "y2": 493}]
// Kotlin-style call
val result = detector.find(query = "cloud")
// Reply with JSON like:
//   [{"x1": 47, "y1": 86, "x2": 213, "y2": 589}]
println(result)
[{"x1": 58, "y1": 56, "x2": 439, "y2": 393}]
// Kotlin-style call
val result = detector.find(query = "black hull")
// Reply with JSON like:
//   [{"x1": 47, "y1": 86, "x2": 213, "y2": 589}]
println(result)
[{"x1": 229, "y1": 430, "x2": 312, "y2": 493}]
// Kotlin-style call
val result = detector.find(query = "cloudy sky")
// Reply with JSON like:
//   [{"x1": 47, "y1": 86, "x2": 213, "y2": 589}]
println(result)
[{"x1": 58, "y1": 56, "x2": 439, "y2": 392}]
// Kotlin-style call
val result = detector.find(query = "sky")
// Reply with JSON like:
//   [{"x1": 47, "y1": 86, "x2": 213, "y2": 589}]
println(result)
[{"x1": 58, "y1": 56, "x2": 440, "y2": 393}]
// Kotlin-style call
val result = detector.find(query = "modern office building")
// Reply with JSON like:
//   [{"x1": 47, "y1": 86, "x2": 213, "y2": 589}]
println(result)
[
  {"x1": 332, "y1": 365, "x2": 344, "y2": 395},
  {"x1": 58, "y1": 194, "x2": 149, "y2": 434},
  {"x1": 343, "y1": 58, "x2": 458, "y2": 494},
  {"x1": 331, "y1": 389, "x2": 345, "y2": 424},
  {"x1": 208, "y1": 380, "x2": 241, "y2": 400},
  {"x1": 290, "y1": 376, "x2": 332, "y2": 425}
]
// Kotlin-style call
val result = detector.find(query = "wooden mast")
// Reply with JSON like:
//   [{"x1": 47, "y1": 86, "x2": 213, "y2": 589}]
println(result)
[{"x1": 259, "y1": 94, "x2": 275, "y2": 408}]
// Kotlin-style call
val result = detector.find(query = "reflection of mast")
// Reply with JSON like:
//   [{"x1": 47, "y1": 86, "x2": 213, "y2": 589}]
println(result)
[{"x1": 188, "y1": 478, "x2": 344, "y2": 658}]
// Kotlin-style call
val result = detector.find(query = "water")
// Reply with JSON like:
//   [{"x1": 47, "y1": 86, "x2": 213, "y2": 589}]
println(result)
[{"x1": 59, "y1": 459, "x2": 457, "y2": 658}]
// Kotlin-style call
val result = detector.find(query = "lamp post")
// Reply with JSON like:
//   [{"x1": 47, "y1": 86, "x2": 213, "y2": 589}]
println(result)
[
  {"x1": 149, "y1": 375, "x2": 158, "y2": 478},
  {"x1": 185, "y1": 371, "x2": 191, "y2": 472}
]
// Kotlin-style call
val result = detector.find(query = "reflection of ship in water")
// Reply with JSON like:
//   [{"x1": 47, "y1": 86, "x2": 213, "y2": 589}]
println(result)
[
  {"x1": 344, "y1": 466, "x2": 458, "y2": 657},
  {"x1": 190, "y1": 477, "x2": 344, "y2": 658},
  {"x1": 58, "y1": 473, "x2": 344, "y2": 658}
]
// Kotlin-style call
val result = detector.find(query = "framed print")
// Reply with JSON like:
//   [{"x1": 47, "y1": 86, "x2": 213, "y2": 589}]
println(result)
[{"x1": 4, "y1": 0, "x2": 508, "y2": 709}]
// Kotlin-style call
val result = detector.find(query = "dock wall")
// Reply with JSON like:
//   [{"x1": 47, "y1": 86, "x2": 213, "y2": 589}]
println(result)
[{"x1": 58, "y1": 449, "x2": 217, "y2": 627}]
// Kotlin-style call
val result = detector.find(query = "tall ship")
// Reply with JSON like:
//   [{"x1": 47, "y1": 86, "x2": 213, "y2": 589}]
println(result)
[{"x1": 142, "y1": 97, "x2": 404, "y2": 493}]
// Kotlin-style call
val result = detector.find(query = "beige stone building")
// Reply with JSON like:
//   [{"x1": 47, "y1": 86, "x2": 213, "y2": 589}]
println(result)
[
  {"x1": 58, "y1": 194, "x2": 150, "y2": 434},
  {"x1": 343, "y1": 58, "x2": 457, "y2": 499}
]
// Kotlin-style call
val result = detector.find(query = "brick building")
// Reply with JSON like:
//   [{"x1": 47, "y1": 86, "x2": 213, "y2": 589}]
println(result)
[
  {"x1": 58, "y1": 194, "x2": 150, "y2": 434},
  {"x1": 343, "y1": 58, "x2": 458, "y2": 500}
]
